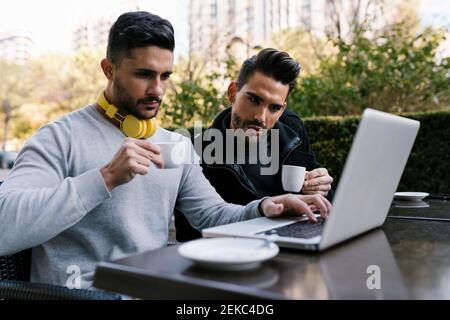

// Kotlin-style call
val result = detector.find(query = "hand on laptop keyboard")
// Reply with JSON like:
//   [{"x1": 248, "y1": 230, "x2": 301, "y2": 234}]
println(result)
[
  {"x1": 259, "y1": 194, "x2": 332, "y2": 222},
  {"x1": 258, "y1": 217, "x2": 326, "y2": 239}
]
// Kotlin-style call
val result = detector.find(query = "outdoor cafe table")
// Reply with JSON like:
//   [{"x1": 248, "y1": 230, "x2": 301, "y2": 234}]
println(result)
[{"x1": 94, "y1": 199, "x2": 450, "y2": 299}]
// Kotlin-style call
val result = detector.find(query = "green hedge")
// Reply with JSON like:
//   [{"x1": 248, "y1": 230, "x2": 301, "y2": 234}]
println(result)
[
  {"x1": 304, "y1": 110, "x2": 450, "y2": 193},
  {"x1": 177, "y1": 110, "x2": 449, "y2": 193}
]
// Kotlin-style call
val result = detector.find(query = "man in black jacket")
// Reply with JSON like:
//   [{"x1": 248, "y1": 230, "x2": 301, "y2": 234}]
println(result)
[{"x1": 175, "y1": 48, "x2": 334, "y2": 241}]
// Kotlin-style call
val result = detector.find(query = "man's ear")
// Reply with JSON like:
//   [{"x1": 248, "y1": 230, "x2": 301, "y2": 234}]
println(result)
[
  {"x1": 275, "y1": 101, "x2": 288, "y2": 123},
  {"x1": 227, "y1": 82, "x2": 238, "y2": 105},
  {"x1": 101, "y1": 58, "x2": 115, "y2": 81}
]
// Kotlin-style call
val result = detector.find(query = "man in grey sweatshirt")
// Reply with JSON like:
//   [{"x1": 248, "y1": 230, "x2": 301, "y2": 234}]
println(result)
[{"x1": 0, "y1": 11, "x2": 331, "y2": 289}]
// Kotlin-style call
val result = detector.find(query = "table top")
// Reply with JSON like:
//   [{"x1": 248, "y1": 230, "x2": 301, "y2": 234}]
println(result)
[
  {"x1": 94, "y1": 199, "x2": 450, "y2": 299},
  {"x1": 389, "y1": 198, "x2": 450, "y2": 220}
]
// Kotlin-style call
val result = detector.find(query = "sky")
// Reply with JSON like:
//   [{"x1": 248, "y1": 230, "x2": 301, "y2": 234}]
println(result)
[
  {"x1": 0, "y1": 0, "x2": 449, "y2": 58},
  {"x1": 420, "y1": 0, "x2": 450, "y2": 28},
  {"x1": 0, "y1": 0, "x2": 189, "y2": 57}
]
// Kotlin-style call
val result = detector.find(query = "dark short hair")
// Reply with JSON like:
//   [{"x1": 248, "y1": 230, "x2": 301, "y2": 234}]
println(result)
[
  {"x1": 107, "y1": 11, "x2": 175, "y2": 65},
  {"x1": 237, "y1": 48, "x2": 301, "y2": 96}
]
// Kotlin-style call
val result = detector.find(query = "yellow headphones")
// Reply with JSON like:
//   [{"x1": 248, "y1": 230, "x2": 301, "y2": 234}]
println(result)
[{"x1": 97, "y1": 92, "x2": 158, "y2": 139}]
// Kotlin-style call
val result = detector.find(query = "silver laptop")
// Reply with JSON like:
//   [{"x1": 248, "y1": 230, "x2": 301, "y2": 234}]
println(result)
[{"x1": 202, "y1": 108, "x2": 420, "y2": 251}]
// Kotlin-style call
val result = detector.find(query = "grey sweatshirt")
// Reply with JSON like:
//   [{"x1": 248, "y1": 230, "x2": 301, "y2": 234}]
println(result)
[{"x1": 0, "y1": 105, "x2": 262, "y2": 288}]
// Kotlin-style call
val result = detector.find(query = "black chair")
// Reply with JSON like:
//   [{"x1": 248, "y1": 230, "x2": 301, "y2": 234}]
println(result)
[
  {"x1": 0, "y1": 181, "x2": 121, "y2": 300},
  {"x1": 0, "y1": 249, "x2": 121, "y2": 300}
]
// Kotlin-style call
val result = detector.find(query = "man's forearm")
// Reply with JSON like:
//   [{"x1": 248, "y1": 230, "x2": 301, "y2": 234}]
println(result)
[{"x1": 0, "y1": 169, "x2": 111, "y2": 256}]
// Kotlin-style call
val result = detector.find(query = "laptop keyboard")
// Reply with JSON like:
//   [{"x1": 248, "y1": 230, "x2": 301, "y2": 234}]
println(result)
[{"x1": 257, "y1": 218, "x2": 325, "y2": 239}]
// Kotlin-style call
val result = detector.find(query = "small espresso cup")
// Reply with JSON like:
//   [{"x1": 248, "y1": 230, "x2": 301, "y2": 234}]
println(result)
[
  {"x1": 282, "y1": 165, "x2": 306, "y2": 193},
  {"x1": 154, "y1": 142, "x2": 186, "y2": 169}
]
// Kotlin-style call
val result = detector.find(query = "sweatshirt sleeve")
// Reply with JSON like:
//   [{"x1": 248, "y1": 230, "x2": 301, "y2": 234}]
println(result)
[
  {"x1": 175, "y1": 154, "x2": 263, "y2": 232},
  {"x1": 0, "y1": 121, "x2": 111, "y2": 256}
]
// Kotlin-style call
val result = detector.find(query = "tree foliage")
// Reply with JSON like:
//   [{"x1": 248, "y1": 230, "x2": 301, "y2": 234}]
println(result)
[
  {"x1": 160, "y1": 54, "x2": 239, "y2": 128},
  {"x1": 1, "y1": 48, "x2": 106, "y2": 147},
  {"x1": 1, "y1": 8, "x2": 449, "y2": 149},
  {"x1": 289, "y1": 24, "x2": 450, "y2": 117}
]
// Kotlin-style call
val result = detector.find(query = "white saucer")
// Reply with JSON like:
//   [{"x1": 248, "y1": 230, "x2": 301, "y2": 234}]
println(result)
[
  {"x1": 394, "y1": 192, "x2": 429, "y2": 202},
  {"x1": 394, "y1": 200, "x2": 430, "y2": 208},
  {"x1": 178, "y1": 238, "x2": 279, "y2": 271}
]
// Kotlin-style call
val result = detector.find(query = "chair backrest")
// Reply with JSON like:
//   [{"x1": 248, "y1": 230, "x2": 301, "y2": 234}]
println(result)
[{"x1": 0, "y1": 249, "x2": 32, "y2": 281}]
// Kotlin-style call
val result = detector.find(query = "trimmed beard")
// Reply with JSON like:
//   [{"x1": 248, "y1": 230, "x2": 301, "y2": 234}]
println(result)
[{"x1": 113, "y1": 77, "x2": 160, "y2": 120}]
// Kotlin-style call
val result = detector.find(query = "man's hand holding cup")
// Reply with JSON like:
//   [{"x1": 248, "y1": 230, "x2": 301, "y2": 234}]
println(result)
[{"x1": 101, "y1": 138, "x2": 164, "y2": 191}]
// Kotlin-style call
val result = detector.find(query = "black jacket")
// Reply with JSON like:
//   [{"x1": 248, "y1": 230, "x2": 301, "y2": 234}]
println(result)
[{"x1": 175, "y1": 107, "x2": 334, "y2": 241}]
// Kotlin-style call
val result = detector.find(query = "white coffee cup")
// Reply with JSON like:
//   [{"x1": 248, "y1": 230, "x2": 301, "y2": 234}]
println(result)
[
  {"x1": 154, "y1": 142, "x2": 186, "y2": 169},
  {"x1": 282, "y1": 165, "x2": 306, "y2": 192}
]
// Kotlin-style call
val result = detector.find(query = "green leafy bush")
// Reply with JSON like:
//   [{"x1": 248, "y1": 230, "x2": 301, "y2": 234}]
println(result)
[{"x1": 289, "y1": 25, "x2": 450, "y2": 117}]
